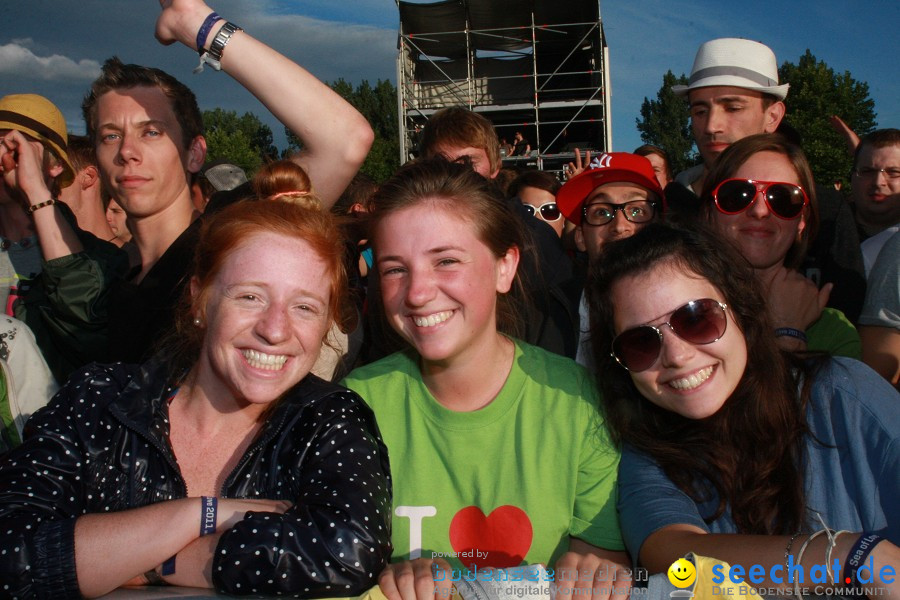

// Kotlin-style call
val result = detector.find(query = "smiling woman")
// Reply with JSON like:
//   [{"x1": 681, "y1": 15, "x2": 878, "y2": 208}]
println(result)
[
  {"x1": 587, "y1": 222, "x2": 900, "y2": 594},
  {"x1": 700, "y1": 133, "x2": 860, "y2": 359},
  {"x1": 342, "y1": 158, "x2": 629, "y2": 600},
  {"x1": 0, "y1": 181, "x2": 392, "y2": 597}
]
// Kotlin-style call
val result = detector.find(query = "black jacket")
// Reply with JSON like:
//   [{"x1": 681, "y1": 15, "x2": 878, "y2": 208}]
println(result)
[{"x1": 0, "y1": 360, "x2": 392, "y2": 598}]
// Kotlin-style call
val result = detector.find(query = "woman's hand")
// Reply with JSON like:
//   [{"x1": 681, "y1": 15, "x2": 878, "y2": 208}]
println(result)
[
  {"x1": 215, "y1": 498, "x2": 292, "y2": 531},
  {"x1": 378, "y1": 558, "x2": 454, "y2": 600},
  {"x1": 0, "y1": 130, "x2": 54, "y2": 203},
  {"x1": 869, "y1": 539, "x2": 900, "y2": 599},
  {"x1": 764, "y1": 266, "x2": 831, "y2": 349},
  {"x1": 554, "y1": 549, "x2": 631, "y2": 600}
]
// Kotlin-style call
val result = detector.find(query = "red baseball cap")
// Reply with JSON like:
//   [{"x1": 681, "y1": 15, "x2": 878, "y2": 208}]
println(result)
[{"x1": 556, "y1": 152, "x2": 665, "y2": 225}]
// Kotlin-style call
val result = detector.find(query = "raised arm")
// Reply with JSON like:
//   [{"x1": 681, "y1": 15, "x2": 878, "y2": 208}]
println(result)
[
  {"x1": 154, "y1": 0, "x2": 374, "y2": 207},
  {"x1": 0, "y1": 130, "x2": 83, "y2": 259}
]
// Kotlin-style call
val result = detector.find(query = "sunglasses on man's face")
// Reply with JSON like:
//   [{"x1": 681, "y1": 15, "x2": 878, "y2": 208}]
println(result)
[
  {"x1": 522, "y1": 201, "x2": 561, "y2": 222},
  {"x1": 712, "y1": 178, "x2": 808, "y2": 220},
  {"x1": 611, "y1": 298, "x2": 729, "y2": 372}
]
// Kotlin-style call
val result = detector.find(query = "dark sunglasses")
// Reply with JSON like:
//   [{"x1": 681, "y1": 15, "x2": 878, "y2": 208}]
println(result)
[
  {"x1": 611, "y1": 298, "x2": 728, "y2": 372},
  {"x1": 522, "y1": 201, "x2": 562, "y2": 222},
  {"x1": 712, "y1": 178, "x2": 808, "y2": 220}
]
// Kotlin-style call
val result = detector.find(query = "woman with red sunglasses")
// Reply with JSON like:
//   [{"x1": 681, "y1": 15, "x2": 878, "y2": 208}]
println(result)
[
  {"x1": 699, "y1": 133, "x2": 860, "y2": 358},
  {"x1": 587, "y1": 222, "x2": 900, "y2": 596}
]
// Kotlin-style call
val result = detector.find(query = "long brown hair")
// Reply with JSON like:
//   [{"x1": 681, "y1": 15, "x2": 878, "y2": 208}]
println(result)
[
  {"x1": 700, "y1": 133, "x2": 818, "y2": 269},
  {"x1": 588, "y1": 222, "x2": 820, "y2": 534}
]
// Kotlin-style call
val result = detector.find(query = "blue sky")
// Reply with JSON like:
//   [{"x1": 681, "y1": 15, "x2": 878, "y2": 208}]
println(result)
[{"x1": 3, "y1": 0, "x2": 898, "y2": 158}]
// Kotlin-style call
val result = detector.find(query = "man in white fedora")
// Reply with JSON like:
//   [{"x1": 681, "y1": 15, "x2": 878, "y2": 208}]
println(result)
[
  {"x1": 673, "y1": 37, "x2": 788, "y2": 193},
  {"x1": 670, "y1": 37, "x2": 868, "y2": 328}
]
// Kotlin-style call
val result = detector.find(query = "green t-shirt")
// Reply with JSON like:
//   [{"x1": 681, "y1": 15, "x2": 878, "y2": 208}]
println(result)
[
  {"x1": 342, "y1": 340, "x2": 623, "y2": 570},
  {"x1": 806, "y1": 307, "x2": 861, "y2": 359}
]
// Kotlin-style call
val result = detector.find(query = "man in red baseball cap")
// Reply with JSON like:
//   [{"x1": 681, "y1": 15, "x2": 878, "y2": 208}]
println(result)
[
  {"x1": 558, "y1": 152, "x2": 664, "y2": 264},
  {"x1": 556, "y1": 152, "x2": 665, "y2": 368}
]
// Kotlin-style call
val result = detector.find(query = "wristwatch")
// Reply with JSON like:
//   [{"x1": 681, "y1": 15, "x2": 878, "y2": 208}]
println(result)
[{"x1": 196, "y1": 21, "x2": 242, "y2": 72}]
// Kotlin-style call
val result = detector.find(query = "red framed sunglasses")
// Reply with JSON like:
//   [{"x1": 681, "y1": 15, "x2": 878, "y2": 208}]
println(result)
[{"x1": 712, "y1": 178, "x2": 808, "y2": 220}]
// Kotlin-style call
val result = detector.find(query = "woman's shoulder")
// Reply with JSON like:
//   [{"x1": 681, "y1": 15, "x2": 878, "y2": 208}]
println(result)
[
  {"x1": 280, "y1": 374, "x2": 379, "y2": 424},
  {"x1": 812, "y1": 356, "x2": 896, "y2": 394},
  {"x1": 513, "y1": 339, "x2": 598, "y2": 398},
  {"x1": 341, "y1": 350, "x2": 417, "y2": 388},
  {"x1": 23, "y1": 362, "x2": 144, "y2": 437},
  {"x1": 516, "y1": 339, "x2": 590, "y2": 373},
  {"x1": 808, "y1": 357, "x2": 900, "y2": 428},
  {"x1": 50, "y1": 362, "x2": 141, "y2": 406}
]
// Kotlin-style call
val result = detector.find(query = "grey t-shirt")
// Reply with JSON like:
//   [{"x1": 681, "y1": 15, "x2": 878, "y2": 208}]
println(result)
[{"x1": 859, "y1": 230, "x2": 900, "y2": 329}]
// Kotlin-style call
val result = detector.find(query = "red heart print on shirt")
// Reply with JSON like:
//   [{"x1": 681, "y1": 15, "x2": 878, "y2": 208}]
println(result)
[{"x1": 448, "y1": 505, "x2": 533, "y2": 569}]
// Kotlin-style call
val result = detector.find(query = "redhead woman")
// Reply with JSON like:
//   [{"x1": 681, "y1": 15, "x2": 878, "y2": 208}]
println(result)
[
  {"x1": 588, "y1": 222, "x2": 900, "y2": 597},
  {"x1": 0, "y1": 189, "x2": 391, "y2": 597},
  {"x1": 343, "y1": 158, "x2": 628, "y2": 600},
  {"x1": 700, "y1": 133, "x2": 859, "y2": 358}
]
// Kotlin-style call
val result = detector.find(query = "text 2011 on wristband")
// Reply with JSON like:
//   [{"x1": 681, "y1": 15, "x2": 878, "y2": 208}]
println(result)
[{"x1": 200, "y1": 495, "x2": 218, "y2": 537}]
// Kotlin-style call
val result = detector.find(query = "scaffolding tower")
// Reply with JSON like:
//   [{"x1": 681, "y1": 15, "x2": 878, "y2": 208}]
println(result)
[{"x1": 396, "y1": 0, "x2": 612, "y2": 173}]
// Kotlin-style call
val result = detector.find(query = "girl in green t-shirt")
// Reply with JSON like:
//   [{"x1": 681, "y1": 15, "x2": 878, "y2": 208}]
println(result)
[{"x1": 346, "y1": 157, "x2": 631, "y2": 600}]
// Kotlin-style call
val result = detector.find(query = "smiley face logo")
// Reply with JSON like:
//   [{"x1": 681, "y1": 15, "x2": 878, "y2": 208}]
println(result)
[{"x1": 667, "y1": 558, "x2": 696, "y2": 588}]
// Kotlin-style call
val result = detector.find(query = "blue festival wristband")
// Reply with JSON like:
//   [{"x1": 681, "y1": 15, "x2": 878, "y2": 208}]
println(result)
[
  {"x1": 200, "y1": 496, "x2": 218, "y2": 536},
  {"x1": 161, "y1": 555, "x2": 177, "y2": 576},
  {"x1": 775, "y1": 327, "x2": 808, "y2": 343},
  {"x1": 195, "y1": 12, "x2": 222, "y2": 55},
  {"x1": 842, "y1": 532, "x2": 883, "y2": 586}
]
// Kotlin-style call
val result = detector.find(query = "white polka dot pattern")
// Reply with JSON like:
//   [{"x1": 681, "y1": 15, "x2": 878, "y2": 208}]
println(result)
[{"x1": 0, "y1": 361, "x2": 393, "y2": 597}]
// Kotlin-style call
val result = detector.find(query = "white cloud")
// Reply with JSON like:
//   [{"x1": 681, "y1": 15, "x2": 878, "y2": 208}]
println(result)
[
  {"x1": 249, "y1": 12, "x2": 397, "y2": 82},
  {"x1": 0, "y1": 42, "x2": 101, "y2": 82}
]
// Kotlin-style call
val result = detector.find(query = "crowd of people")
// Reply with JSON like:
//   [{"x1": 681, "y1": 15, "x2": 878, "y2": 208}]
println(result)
[{"x1": 0, "y1": 1, "x2": 897, "y2": 598}]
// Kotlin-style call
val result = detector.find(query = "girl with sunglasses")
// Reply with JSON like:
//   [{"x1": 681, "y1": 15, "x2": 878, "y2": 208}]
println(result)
[
  {"x1": 588, "y1": 222, "x2": 900, "y2": 595},
  {"x1": 700, "y1": 133, "x2": 860, "y2": 358},
  {"x1": 508, "y1": 170, "x2": 565, "y2": 238},
  {"x1": 343, "y1": 158, "x2": 629, "y2": 600}
]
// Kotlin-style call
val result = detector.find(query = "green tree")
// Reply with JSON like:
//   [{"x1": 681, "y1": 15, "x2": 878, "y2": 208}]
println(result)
[
  {"x1": 202, "y1": 108, "x2": 277, "y2": 175},
  {"x1": 635, "y1": 70, "x2": 697, "y2": 175},
  {"x1": 284, "y1": 78, "x2": 400, "y2": 182},
  {"x1": 779, "y1": 50, "x2": 877, "y2": 188},
  {"x1": 203, "y1": 127, "x2": 264, "y2": 175}
]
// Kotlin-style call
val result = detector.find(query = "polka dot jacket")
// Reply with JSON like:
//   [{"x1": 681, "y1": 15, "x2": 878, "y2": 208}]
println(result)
[{"x1": 0, "y1": 360, "x2": 393, "y2": 598}]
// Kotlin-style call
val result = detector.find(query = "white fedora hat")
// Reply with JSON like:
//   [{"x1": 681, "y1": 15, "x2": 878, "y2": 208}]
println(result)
[{"x1": 672, "y1": 38, "x2": 789, "y2": 100}]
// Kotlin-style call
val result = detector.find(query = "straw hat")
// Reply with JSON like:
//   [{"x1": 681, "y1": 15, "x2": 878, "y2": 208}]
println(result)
[
  {"x1": 672, "y1": 38, "x2": 789, "y2": 100},
  {"x1": 0, "y1": 93, "x2": 75, "y2": 188}
]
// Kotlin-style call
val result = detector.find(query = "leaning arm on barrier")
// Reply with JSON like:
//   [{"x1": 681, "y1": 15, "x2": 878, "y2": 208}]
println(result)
[
  {"x1": 378, "y1": 557, "x2": 455, "y2": 600},
  {"x1": 641, "y1": 525, "x2": 900, "y2": 596},
  {"x1": 553, "y1": 538, "x2": 631, "y2": 600}
]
